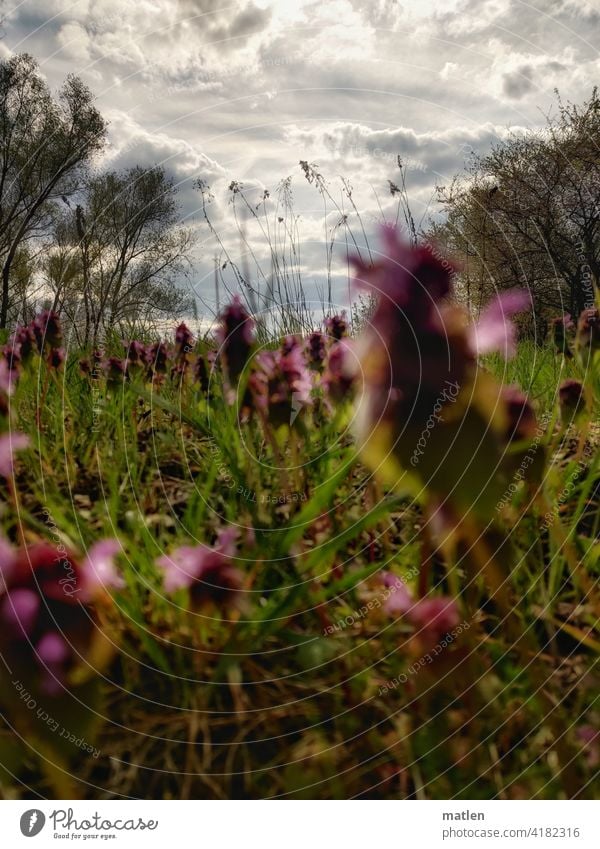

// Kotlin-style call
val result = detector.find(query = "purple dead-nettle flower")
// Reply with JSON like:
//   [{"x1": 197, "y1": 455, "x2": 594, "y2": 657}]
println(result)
[
  {"x1": 0, "y1": 541, "x2": 114, "y2": 696},
  {"x1": 353, "y1": 228, "x2": 454, "y2": 312},
  {"x1": 0, "y1": 535, "x2": 16, "y2": 587},
  {"x1": 353, "y1": 229, "x2": 468, "y2": 429},
  {"x1": 48, "y1": 347, "x2": 65, "y2": 370},
  {"x1": 322, "y1": 340, "x2": 357, "y2": 403},
  {"x1": 0, "y1": 358, "x2": 18, "y2": 396},
  {"x1": 10, "y1": 324, "x2": 35, "y2": 363},
  {"x1": 158, "y1": 527, "x2": 243, "y2": 604},
  {"x1": 576, "y1": 307, "x2": 600, "y2": 360},
  {"x1": 31, "y1": 310, "x2": 62, "y2": 353},
  {"x1": 147, "y1": 341, "x2": 168, "y2": 376},
  {"x1": 468, "y1": 289, "x2": 531, "y2": 358},
  {"x1": 501, "y1": 387, "x2": 537, "y2": 443},
  {"x1": 281, "y1": 334, "x2": 301, "y2": 356},
  {"x1": 550, "y1": 314, "x2": 574, "y2": 358},
  {"x1": 381, "y1": 572, "x2": 412, "y2": 616},
  {"x1": 559, "y1": 378, "x2": 587, "y2": 424},
  {"x1": 324, "y1": 314, "x2": 349, "y2": 341},
  {"x1": 250, "y1": 345, "x2": 313, "y2": 428},
  {"x1": 81, "y1": 539, "x2": 125, "y2": 600},
  {"x1": 194, "y1": 354, "x2": 210, "y2": 393},
  {"x1": 35, "y1": 632, "x2": 72, "y2": 694},
  {"x1": 3, "y1": 342, "x2": 21, "y2": 371},
  {"x1": 105, "y1": 356, "x2": 127, "y2": 386},
  {"x1": 576, "y1": 725, "x2": 600, "y2": 768},
  {"x1": 351, "y1": 228, "x2": 538, "y2": 520},
  {"x1": 217, "y1": 296, "x2": 255, "y2": 386},
  {"x1": 408, "y1": 596, "x2": 460, "y2": 646},
  {"x1": 123, "y1": 340, "x2": 148, "y2": 369},
  {"x1": 0, "y1": 432, "x2": 29, "y2": 478},
  {"x1": 175, "y1": 322, "x2": 195, "y2": 358},
  {"x1": 307, "y1": 331, "x2": 327, "y2": 369}
]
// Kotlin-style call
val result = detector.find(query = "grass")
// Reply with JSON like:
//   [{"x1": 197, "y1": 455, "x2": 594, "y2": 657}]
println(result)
[{"x1": 0, "y1": 334, "x2": 598, "y2": 800}]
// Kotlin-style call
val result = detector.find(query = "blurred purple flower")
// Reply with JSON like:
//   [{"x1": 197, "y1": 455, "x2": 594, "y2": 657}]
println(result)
[
  {"x1": 576, "y1": 307, "x2": 599, "y2": 358},
  {"x1": 576, "y1": 725, "x2": 600, "y2": 768},
  {"x1": 501, "y1": 387, "x2": 537, "y2": 442},
  {"x1": 194, "y1": 354, "x2": 210, "y2": 393},
  {"x1": 158, "y1": 527, "x2": 243, "y2": 604},
  {"x1": 559, "y1": 379, "x2": 586, "y2": 423},
  {"x1": 550, "y1": 314, "x2": 574, "y2": 358},
  {"x1": 217, "y1": 296, "x2": 255, "y2": 386},
  {"x1": 0, "y1": 359, "x2": 18, "y2": 396},
  {"x1": 381, "y1": 572, "x2": 412, "y2": 616},
  {"x1": 469, "y1": 290, "x2": 531, "y2": 358},
  {"x1": 81, "y1": 539, "x2": 125, "y2": 599},
  {"x1": 48, "y1": 347, "x2": 65, "y2": 370},
  {"x1": 324, "y1": 314, "x2": 348, "y2": 341},
  {"x1": 306, "y1": 331, "x2": 327, "y2": 369},
  {"x1": 175, "y1": 322, "x2": 195, "y2": 358},
  {"x1": 1, "y1": 587, "x2": 40, "y2": 635},
  {"x1": 250, "y1": 345, "x2": 312, "y2": 428},
  {"x1": 32, "y1": 310, "x2": 62, "y2": 352},
  {"x1": 148, "y1": 341, "x2": 169, "y2": 375},
  {"x1": 322, "y1": 340, "x2": 356, "y2": 404},
  {"x1": 0, "y1": 432, "x2": 29, "y2": 478},
  {"x1": 0, "y1": 541, "x2": 110, "y2": 695},
  {"x1": 408, "y1": 596, "x2": 460, "y2": 644}
]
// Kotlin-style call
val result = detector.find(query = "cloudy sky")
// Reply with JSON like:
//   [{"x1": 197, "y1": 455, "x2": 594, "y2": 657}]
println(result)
[{"x1": 2, "y1": 0, "x2": 600, "y2": 318}]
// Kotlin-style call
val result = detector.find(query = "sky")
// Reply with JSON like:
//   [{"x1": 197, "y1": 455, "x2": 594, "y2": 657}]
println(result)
[{"x1": 2, "y1": 0, "x2": 600, "y2": 320}]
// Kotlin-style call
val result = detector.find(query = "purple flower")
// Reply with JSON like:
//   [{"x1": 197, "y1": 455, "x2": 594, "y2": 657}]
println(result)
[
  {"x1": 322, "y1": 340, "x2": 356, "y2": 404},
  {"x1": 550, "y1": 315, "x2": 574, "y2": 358},
  {"x1": 353, "y1": 237, "x2": 471, "y2": 431},
  {"x1": 324, "y1": 314, "x2": 348, "y2": 341},
  {"x1": 175, "y1": 322, "x2": 195, "y2": 358},
  {"x1": 408, "y1": 596, "x2": 460, "y2": 645},
  {"x1": 559, "y1": 379, "x2": 586, "y2": 424},
  {"x1": 353, "y1": 227, "x2": 455, "y2": 313},
  {"x1": 281, "y1": 334, "x2": 301, "y2": 356},
  {"x1": 158, "y1": 527, "x2": 243, "y2": 605},
  {"x1": 0, "y1": 359, "x2": 18, "y2": 397},
  {"x1": 0, "y1": 534, "x2": 16, "y2": 584},
  {"x1": 381, "y1": 572, "x2": 413, "y2": 615},
  {"x1": 9, "y1": 324, "x2": 34, "y2": 362},
  {"x1": 249, "y1": 345, "x2": 312, "y2": 428},
  {"x1": 469, "y1": 289, "x2": 531, "y2": 358},
  {"x1": 194, "y1": 354, "x2": 210, "y2": 393},
  {"x1": 0, "y1": 432, "x2": 29, "y2": 478},
  {"x1": 48, "y1": 347, "x2": 65, "y2": 370},
  {"x1": 31, "y1": 310, "x2": 62, "y2": 353},
  {"x1": 81, "y1": 539, "x2": 125, "y2": 599},
  {"x1": 104, "y1": 356, "x2": 127, "y2": 386},
  {"x1": 576, "y1": 725, "x2": 600, "y2": 768},
  {"x1": 0, "y1": 541, "x2": 111, "y2": 695},
  {"x1": 1, "y1": 587, "x2": 40, "y2": 635},
  {"x1": 306, "y1": 331, "x2": 327, "y2": 369},
  {"x1": 148, "y1": 342, "x2": 169, "y2": 377},
  {"x1": 216, "y1": 297, "x2": 255, "y2": 386},
  {"x1": 576, "y1": 307, "x2": 599, "y2": 359},
  {"x1": 501, "y1": 387, "x2": 537, "y2": 443},
  {"x1": 123, "y1": 340, "x2": 148, "y2": 368}
]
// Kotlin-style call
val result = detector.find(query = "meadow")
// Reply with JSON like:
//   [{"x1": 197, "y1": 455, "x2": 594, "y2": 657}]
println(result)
[{"x1": 0, "y1": 231, "x2": 598, "y2": 800}]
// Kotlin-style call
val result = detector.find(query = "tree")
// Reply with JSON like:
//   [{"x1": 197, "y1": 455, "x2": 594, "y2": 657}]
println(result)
[
  {"x1": 47, "y1": 166, "x2": 194, "y2": 345},
  {"x1": 434, "y1": 89, "x2": 600, "y2": 331},
  {"x1": 0, "y1": 53, "x2": 106, "y2": 327}
]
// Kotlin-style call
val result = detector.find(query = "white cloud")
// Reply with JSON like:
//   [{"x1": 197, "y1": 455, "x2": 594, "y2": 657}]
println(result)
[{"x1": 3, "y1": 0, "x2": 599, "y2": 310}]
